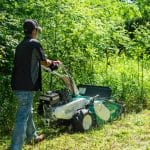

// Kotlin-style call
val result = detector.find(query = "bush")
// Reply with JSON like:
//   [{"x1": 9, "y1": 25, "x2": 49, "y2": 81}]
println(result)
[{"x1": 0, "y1": 0, "x2": 150, "y2": 133}]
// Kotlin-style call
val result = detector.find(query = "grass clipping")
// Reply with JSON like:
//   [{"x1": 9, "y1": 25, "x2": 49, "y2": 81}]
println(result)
[{"x1": 1, "y1": 110, "x2": 150, "y2": 150}]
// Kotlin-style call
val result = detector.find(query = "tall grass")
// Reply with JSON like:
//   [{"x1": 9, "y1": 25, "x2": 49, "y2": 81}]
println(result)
[
  {"x1": 64, "y1": 55, "x2": 150, "y2": 112},
  {"x1": 98, "y1": 56, "x2": 150, "y2": 112}
]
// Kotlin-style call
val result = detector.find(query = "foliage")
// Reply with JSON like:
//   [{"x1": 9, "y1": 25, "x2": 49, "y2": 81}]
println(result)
[
  {"x1": 0, "y1": 0, "x2": 150, "y2": 133},
  {"x1": 136, "y1": 0, "x2": 150, "y2": 19}
]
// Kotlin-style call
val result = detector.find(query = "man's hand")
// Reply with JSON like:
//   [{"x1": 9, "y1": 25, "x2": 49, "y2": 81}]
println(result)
[
  {"x1": 41, "y1": 59, "x2": 62, "y2": 71},
  {"x1": 52, "y1": 60, "x2": 62, "y2": 66},
  {"x1": 49, "y1": 60, "x2": 62, "y2": 71}
]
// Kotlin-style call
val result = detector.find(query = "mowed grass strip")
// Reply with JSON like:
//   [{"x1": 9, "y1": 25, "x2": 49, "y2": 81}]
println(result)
[{"x1": 1, "y1": 110, "x2": 150, "y2": 150}]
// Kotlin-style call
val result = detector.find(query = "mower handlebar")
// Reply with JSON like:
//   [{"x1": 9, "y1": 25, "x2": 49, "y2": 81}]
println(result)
[
  {"x1": 90, "y1": 94, "x2": 99, "y2": 103},
  {"x1": 41, "y1": 63, "x2": 69, "y2": 78}
]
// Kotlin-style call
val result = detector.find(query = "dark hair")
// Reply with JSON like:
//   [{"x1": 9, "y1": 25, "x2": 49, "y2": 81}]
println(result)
[{"x1": 23, "y1": 19, "x2": 41, "y2": 35}]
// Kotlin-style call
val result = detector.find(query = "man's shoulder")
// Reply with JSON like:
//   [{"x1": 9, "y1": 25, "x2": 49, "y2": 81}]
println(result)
[
  {"x1": 30, "y1": 39, "x2": 41, "y2": 47},
  {"x1": 30, "y1": 38, "x2": 40, "y2": 44}
]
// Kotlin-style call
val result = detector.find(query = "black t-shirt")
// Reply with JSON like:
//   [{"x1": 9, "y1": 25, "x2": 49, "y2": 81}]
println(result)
[{"x1": 11, "y1": 36, "x2": 46, "y2": 91}]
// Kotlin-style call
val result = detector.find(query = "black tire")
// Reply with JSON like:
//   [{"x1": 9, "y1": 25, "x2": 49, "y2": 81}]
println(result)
[{"x1": 72, "y1": 109, "x2": 93, "y2": 132}]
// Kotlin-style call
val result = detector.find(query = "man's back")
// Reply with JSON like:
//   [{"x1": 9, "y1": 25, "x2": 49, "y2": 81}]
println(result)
[{"x1": 11, "y1": 36, "x2": 45, "y2": 91}]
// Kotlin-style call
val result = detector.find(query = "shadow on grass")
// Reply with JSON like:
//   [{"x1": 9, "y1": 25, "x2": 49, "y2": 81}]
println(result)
[
  {"x1": 35, "y1": 116, "x2": 73, "y2": 140},
  {"x1": 0, "y1": 113, "x2": 106, "y2": 149}
]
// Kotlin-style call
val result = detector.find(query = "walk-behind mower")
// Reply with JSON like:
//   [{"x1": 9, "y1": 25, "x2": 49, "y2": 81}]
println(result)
[{"x1": 37, "y1": 65, "x2": 124, "y2": 132}]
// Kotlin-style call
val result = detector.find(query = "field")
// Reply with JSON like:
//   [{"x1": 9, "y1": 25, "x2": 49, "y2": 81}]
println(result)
[
  {"x1": 0, "y1": 1, "x2": 150, "y2": 150},
  {"x1": 1, "y1": 110, "x2": 150, "y2": 150}
]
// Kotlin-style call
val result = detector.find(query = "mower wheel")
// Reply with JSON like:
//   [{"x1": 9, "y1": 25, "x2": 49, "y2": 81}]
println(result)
[{"x1": 72, "y1": 109, "x2": 93, "y2": 131}]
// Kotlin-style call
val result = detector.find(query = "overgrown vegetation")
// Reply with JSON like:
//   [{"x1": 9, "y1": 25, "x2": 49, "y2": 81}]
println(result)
[{"x1": 0, "y1": 0, "x2": 150, "y2": 134}]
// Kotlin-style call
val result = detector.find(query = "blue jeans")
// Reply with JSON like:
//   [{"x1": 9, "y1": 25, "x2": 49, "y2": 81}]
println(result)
[{"x1": 10, "y1": 91, "x2": 37, "y2": 150}]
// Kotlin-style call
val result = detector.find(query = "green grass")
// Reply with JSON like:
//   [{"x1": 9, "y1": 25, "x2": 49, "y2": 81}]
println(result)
[{"x1": 1, "y1": 110, "x2": 150, "y2": 150}]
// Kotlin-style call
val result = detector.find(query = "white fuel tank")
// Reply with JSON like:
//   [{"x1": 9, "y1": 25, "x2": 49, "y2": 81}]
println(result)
[
  {"x1": 53, "y1": 98, "x2": 88, "y2": 119},
  {"x1": 94, "y1": 101, "x2": 110, "y2": 121}
]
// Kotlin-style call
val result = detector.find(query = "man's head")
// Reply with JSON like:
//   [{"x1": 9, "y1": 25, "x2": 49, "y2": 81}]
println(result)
[{"x1": 23, "y1": 19, "x2": 42, "y2": 38}]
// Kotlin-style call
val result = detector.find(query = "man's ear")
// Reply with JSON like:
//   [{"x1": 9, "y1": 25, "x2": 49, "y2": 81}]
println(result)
[{"x1": 32, "y1": 29, "x2": 37, "y2": 37}]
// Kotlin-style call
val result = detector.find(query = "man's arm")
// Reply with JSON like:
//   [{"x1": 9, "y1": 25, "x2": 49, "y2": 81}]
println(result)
[{"x1": 41, "y1": 59, "x2": 52, "y2": 67}]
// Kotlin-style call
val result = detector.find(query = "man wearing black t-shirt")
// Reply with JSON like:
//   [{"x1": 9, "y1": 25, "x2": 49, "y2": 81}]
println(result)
[{"x1": 10, "y1": 19, "x2": 61, "y2": 150}]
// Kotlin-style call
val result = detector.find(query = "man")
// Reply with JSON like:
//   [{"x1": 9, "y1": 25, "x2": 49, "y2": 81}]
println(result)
[{"x1": 10, "y1": 19, "x2": 60, "y2": 150}]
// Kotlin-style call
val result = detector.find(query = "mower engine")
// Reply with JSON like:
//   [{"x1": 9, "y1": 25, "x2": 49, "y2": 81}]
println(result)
[{"x1": 37, "y1": 89, "x2": 70, "y2": 116}]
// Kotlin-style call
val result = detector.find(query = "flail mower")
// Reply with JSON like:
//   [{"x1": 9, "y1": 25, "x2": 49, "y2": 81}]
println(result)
[{"x1": 37, "y1": 64, "x2": 124, "y2": 132}]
